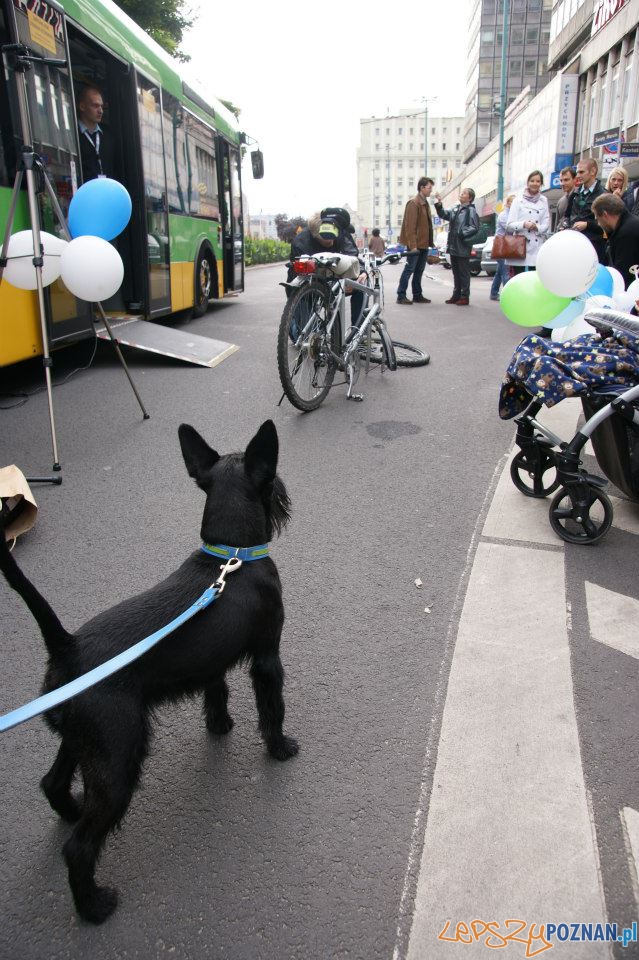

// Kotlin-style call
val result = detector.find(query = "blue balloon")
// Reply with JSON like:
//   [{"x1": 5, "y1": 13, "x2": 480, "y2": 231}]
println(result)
[
  {"x1": 586, "y1": 263, "x2": 614, "y2": 298},
  {"x1": 544, "y1": 297, "x2": 584, "y2": 329},
  {"x1": 68, "y1": 178, "x2": 132, "y2": 242}
]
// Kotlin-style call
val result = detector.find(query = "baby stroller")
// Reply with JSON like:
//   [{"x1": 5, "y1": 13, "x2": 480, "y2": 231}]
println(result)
[{"x1": 502, "y1": 309, "x2": 639, "y2": 545}]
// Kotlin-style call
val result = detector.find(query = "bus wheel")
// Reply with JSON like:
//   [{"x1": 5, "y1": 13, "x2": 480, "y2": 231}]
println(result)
[{"x1": 192, "y1": 249, "x2": 215, "y2": 318}]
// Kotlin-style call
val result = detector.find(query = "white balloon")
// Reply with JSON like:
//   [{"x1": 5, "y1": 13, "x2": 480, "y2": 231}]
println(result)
[
  {"x1": 614, "y1": 277, "x2": 639, "y2": 312},
  {"x1": 551, "y1": 296, "x2": 615, "y2": 342},
  {"x1": 3, "y1": 230, "x2": 66, "y2": 290},
  {"x1": 60, "y1": 236, "x2": 124, "y2": 302},
  {"x1": 606, "y1": 267, "x2": 625, "y2": 301},
  {"x1": 536, "y1": 231, "x2": 599, "y2": 297}
]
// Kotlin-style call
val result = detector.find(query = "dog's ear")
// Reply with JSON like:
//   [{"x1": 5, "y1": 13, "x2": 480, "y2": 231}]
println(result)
[
  {"x1": 244, "y1": 420, "x2": 278, "y2": 489},
  {"x1": 178, "y1": 424, "x2": 220, "y2": 486}
]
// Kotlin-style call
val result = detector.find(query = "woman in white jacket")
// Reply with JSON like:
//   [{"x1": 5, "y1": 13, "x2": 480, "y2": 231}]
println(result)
[{"x1": 505, "y1": 170, "x2": 550, "y2": 275}]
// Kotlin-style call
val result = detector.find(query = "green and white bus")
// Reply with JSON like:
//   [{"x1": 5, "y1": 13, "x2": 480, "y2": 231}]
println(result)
[{"x1": 0, "y1": 0, "x2": 260, "y2": 366}]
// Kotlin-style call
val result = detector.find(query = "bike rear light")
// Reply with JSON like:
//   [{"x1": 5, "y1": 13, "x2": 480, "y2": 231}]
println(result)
[{"x1": 293, "y1": 260, "x2": 316, "y2": 275}]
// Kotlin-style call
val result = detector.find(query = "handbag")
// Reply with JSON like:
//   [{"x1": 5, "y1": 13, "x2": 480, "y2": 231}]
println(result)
[{"x1": 492, "y1": 234, "x2": 527, "y2": 260}]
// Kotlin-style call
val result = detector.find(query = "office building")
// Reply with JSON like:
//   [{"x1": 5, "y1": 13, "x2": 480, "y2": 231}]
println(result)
[
  {"x1": 464, "y1": 0, "x2": 553, "y2": 162},
  {"x1": 357, "y1": 110, "x2": 464, "y2": 236}
]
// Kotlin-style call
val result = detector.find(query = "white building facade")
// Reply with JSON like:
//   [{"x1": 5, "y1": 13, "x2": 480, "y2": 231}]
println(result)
[{"x1": 357, "y1": 110, "x2": 464, "y2": 237}]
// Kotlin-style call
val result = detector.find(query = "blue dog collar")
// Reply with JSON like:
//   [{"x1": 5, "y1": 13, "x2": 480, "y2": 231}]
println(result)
[{"x1": 200, "y1": 542, "x2": 269, "y2": 561}]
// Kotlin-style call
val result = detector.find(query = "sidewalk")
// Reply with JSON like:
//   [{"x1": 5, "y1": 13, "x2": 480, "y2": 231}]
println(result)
[{"x1": 397, "y1": 398, "x2": 639, "y2": 959}]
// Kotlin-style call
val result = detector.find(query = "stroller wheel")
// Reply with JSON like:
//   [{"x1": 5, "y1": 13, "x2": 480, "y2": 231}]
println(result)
[
  {"x1": 549, "y1": 484, "x2": 613, "y2": 545},
  {"x1": 510, "y1": 449, "x2": 559, "y2": 499}
]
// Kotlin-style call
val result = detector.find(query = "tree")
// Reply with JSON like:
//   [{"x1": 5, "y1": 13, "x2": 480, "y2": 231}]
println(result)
[
  {"x1": 114, "y1": 0, "x2": 194, "y2": 62},
  {"x1": 219, "y1": 98, "x2": 241, "y2": 119}
]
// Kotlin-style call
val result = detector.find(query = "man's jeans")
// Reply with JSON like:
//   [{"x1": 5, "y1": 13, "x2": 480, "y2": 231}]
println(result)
[
  {"x1": 397, "y1": 249, "x2": 428, "y2": 299},
  {"x1": 490, "y1": 258, "x2": 509, "y2": 297}
]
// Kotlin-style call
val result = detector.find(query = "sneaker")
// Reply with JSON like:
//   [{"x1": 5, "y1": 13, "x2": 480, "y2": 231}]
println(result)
[
  {"x1": 455, "y1": 298, "x2": 470, "y2": 306},
  {"x1": 413, "y1": 295, "x2": 431, "y2": 303},
  {"x1": 490, "y1": 295, "x2": 500, "y2": 301},
  {"x1": 397, "y1": 297, "x2": 413, "y2": 305},
  {"x1": 444, "y1": 297, "x2": 459, "y2": 304}
]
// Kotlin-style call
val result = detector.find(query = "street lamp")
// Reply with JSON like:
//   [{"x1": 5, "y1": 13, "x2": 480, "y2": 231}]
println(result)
[
  {"x1": 418, "y1": 96, "x2": 438, "y2": 174},
  {"x1": 496, "y1": 0, "x2": 510, "y2": 203},
  {"x1": 385, "y1": 142, "x2": 391, "y2": 236}
]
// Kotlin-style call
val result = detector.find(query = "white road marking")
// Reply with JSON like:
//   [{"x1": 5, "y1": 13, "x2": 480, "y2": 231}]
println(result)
[
  {"x1": 405, "y1": 542, "x2": 606, "y2": 958},
  {"x1": 585, "y1": 582, "x2": 639, "y2": 660},
  {"x1": 621, "y1": 807, "x2": 639, "y2": 911}
]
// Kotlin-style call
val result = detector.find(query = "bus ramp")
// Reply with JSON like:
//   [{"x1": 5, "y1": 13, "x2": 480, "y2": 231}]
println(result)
[{"x1": 95, "y1": 317, "x2": 238, "y2": 368}]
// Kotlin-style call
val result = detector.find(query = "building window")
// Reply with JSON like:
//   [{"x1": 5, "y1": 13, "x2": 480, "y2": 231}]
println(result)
[
  {"x1": 443, "y1": 126, "x2": 447, "y2": 133},
  {"x1": 456, "y1": 160, "x2": 461, "y2": 167},
  {"x1": 512, "y1": 26, "x2": 524, "y2": 44},
  {"x1": 398, "y1": 127, "x2": 403, "y2": 134},
  {"x1": 455, "y1": 142, "x2": 460, "y2": 151},
  {"x1": 398, "y1": 160, "x2": 403, "y2": 168},
  {"x1": 478, "y1": 121, "x2": 490, "y2": 139},
  {"x1": 375, "y1": 161, "x2": 380, "y2": 170},
  {"x1": 398, "y1": 143, "x2": 402, "y2": 151},
  {"x1": 409, "y1": 143, "x2": 414, "y2": 151},
  {"x1": 524, "y1": 59, "x2": 536, "y2": 75},
  {"x1": 431, "y1": 141, "x2": 436, "y2": 151},
  {"x1": 538, "y1": 60, "x2": 547, "y2": 76},
  {"x1": 456, "y1": 127, "x2": 460, "y2": 134},
  {"x1": 375, "y1": 127, "x2": 380, "y2": 136},
  {"x1": 431, "y1": 126, "x2": 436, "y2": 134},
  {"x1": 420, "y1": 127, "x2": 424, "y2": 135},
  {"x1": 442, "y1": 142, "x2": 446, "y2": 150},
  {"x1": 510, "y1": 58, "x2": 522, "y2": 73},
  {"x1": 526, "y1": 26, "x2": 539, "y2": 43},
  {"x1": 375, "y1": 179, "x2": 380, "y2": 188},
  {"x1": 375, "y1": 143, "x2": 380, "y2": 151},
  {"x1": 398, "y1": 178, "x2": 403, "y2": 188},
  {"x1": 409, "y1": 127, "x2": 413, "y2": 135},
  {"x1": 409, "y1": 160, "x2": 415, "y2": 168}
]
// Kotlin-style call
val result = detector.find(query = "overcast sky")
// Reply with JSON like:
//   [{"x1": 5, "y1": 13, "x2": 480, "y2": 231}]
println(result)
[{"x1": 182, "y1": 0, "x2": 470, "y2": 218}]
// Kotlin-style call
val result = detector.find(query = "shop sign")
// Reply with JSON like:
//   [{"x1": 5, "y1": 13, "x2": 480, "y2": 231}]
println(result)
[
  {"x1": 593, "y1": 126, "x2": 620, "y2": 147},
  {"x1": 591, "y1": 0, "x2": 628, "y2": 37},
  {"x1": 556, "y1": 76, "x2": 578, "y2": 155}
]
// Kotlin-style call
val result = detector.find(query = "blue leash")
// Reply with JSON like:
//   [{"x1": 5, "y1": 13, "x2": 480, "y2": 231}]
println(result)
[{"x1": 0, "y1": 543, "x2": 268, "y2": 734}]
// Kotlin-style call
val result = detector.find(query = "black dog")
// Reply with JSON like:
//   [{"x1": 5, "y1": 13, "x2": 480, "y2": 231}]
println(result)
[{"x1": 0, "y1": 419, "x2": 298, "y2": 923}]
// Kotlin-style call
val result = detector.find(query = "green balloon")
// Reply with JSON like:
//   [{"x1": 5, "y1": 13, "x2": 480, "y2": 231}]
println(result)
[{"x1": 500, "y1": 271, "x2": 572, "y2": 327}]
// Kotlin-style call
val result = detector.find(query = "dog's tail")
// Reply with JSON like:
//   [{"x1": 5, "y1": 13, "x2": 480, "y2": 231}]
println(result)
[{"x1": 0, "y1": 534, "x2": 71, "y2": 656}]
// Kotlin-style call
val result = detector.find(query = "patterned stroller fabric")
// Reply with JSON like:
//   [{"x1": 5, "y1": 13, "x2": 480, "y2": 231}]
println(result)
[{"x1": 499, "y1": 331, "x2": 639, "y2": 420}]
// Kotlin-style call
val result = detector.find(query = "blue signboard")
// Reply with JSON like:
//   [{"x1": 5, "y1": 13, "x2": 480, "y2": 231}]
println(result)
[
  {"x1": 550, "y1": 171, "x2": 562, "y2": 189},
  {"x1": 554, "y1": 153, "x2": 573, "y2": 172}
]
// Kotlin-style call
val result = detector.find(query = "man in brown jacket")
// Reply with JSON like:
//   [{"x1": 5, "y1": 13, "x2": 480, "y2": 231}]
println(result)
[{"x1": 397, "y1": 176, "x2": 434, "y2": 304}]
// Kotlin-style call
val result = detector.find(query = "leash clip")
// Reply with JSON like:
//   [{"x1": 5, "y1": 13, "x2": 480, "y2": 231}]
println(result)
[{"x1": 214, "y1": 556, "x2": 243, "y2": 594}]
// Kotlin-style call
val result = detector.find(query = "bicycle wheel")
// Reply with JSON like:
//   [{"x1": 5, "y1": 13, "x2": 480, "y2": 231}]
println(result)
[
  {"x1": 364, "y1": 338, "x2": 429, "y2": 367},
  {"x1": 277, "y1": 284, "x2": 338, "y2": 412}
]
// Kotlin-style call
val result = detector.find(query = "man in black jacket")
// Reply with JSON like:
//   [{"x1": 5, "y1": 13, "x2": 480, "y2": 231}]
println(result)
[
  {"x1": 592, "y1": 193, "x2": 639, "y2": 289},
  {"x1": 286, "y1": 207, "x2": 365, "y2": 337},
  {"x1": 569, "y1": 158, "x2": 607, "y2": 262},
  {"x1": 76, "y1": 84, "x2": 115, "y2": 182},
  {"x1": 622, "y1": 178, "x2": 639, "y2": 216},
  {"x1": 434, "y1": 187, "x2": 480, "y2": 305}
]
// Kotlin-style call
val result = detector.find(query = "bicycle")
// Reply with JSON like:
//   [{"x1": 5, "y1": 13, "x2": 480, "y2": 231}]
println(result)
[{"x1": 277, "y1": 251, "x2": 429, "y2": 412}]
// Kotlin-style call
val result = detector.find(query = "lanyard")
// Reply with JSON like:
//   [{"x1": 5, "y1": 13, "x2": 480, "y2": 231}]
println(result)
[{"x1": 83, "y1": 129, "x2": 103, "y2": 174}]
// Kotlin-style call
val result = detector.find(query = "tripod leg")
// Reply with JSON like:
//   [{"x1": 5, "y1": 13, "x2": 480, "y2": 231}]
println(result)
[
  {"x1": 0, "y1": 169, "x2": 24, "y2": 280},
  {"x1": 94, "y1": 303, "x2": 150, "y2": 420}
]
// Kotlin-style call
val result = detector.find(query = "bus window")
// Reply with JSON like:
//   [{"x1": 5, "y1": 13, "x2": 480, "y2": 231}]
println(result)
[
  {"x1": 185, "y1": 113, "x2": 219, "y2": 219},
  {"x1": 162, "y1": 91, "x2": 187, "y2": 215},
  {"x1": 136, "y1": 75, "x2": 171, "y2": 314}
]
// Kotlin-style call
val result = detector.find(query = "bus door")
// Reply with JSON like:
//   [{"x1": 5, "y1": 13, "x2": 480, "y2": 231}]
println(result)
[
  {"x1": 219, "y1": 139, "x2": 243, "y2": 292},
  {"x1": 135, "y1": 73, "x2": 171, "y2": 316},
  {"x1": 3, "y1": 0, "x2": 93, "y2": 346}
]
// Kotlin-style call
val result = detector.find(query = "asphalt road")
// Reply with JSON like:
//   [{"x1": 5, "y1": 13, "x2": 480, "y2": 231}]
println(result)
[{"x1": 0, "y1": 263, "x2": 637, "y2": 959}]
